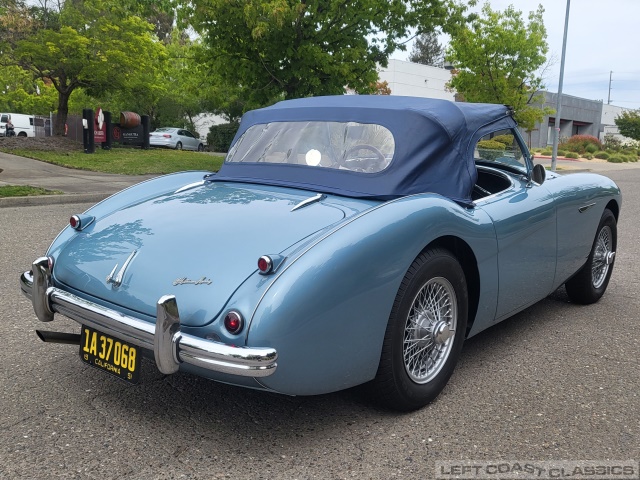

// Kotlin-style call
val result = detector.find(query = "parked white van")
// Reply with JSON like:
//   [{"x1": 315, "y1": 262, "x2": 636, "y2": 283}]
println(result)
[{"x1": 0, "y1": 113, "x2": 36, "y2": 137}]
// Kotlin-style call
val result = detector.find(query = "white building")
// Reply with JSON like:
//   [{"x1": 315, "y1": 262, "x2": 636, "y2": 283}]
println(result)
[
  {"x1": 377, "y1": 59, "x2": 455, "y2": 101},
  {"x1": 601, "y1": 104, "x2": 636, "y2": 144},
  {"x1": 193, "y1": 112, "x2": 226, "y2": 142}
]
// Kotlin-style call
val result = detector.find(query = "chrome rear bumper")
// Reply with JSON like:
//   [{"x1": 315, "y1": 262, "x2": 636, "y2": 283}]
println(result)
[{"x1": 20, "y1": 257, "x2": 277, "y2": 377}]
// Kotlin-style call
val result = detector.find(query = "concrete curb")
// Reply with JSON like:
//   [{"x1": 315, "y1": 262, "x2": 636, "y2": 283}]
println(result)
[{"x1": 0, "y1": 193, "x2": 111, "y2": 208}]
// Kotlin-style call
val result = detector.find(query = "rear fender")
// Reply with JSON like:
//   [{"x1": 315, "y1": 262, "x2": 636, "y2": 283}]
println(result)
[{"x1": 247, "y1": 194, "x2": 498, "y2": 395}]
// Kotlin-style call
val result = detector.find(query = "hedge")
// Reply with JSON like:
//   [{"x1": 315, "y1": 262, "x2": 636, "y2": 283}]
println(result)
[
  {"x1": 492, "y1": 134, "x2": 514, "y2": 146},
  {"x1": 207, "y1": 122, "x2": 240, "y2": 153}
]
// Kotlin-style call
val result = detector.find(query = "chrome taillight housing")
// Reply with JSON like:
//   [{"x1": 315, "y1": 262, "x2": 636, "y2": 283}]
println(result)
[
  {"x1": 69, "y1": 214, "x2": 95, "y2": 231},
  {"x1": 257, "y1": 255, "x2": 273, "y2": 274},
  {"x1": 224, "y1": 311, "x2": 244, "y2": 335}
]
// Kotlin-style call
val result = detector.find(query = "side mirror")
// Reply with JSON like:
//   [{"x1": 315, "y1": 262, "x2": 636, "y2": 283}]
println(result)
[{"x1": 532, "y1": 163, "x2": 546, "y2": 185}]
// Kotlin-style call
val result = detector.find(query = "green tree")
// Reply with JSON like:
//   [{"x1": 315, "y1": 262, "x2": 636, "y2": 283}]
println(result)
[
  {"x1": 446, "y1": 3, "x2": 552, "y2": 130},
  {"x1": 2, "y1": 0, "x2": 167, "y2": 134},
  {"x1": 0, "y1": 65, "x2": 58, "y2": 114},
  {"x1": 64, "y1": 29, "x2": 210, "y2": 132},
  {"x1": 408, "y1": 31, "x2": 444, "y2": 67},
  {"x1": 614, "y1": 110, "x2": 640, "y2": 141},
  {"x1": 181, "y1": 0, "x2": 471, "y2": 108}
]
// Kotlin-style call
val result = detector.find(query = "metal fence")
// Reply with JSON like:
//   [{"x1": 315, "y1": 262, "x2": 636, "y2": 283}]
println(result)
[
  {"x1": 33, "y1": 115, "x2": 50, "y2": 137},
  {"x1": 32, "y1": 113, "x2": 83, "y2": 142}
]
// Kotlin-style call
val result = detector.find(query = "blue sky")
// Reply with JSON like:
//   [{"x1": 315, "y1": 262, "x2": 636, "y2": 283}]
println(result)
[{"x1": 393, "y1": 0, "x2": 640, "y2": 109}]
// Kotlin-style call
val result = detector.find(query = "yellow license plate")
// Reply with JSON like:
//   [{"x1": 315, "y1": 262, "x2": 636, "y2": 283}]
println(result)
[{"x1": 80, "y1": 326, "x2": 140, "y2": 384}]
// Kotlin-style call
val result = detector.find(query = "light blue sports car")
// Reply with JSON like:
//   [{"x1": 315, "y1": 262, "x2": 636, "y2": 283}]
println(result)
[{"x1": 21, "y1": 96, "x2": 621, "y2": 411}]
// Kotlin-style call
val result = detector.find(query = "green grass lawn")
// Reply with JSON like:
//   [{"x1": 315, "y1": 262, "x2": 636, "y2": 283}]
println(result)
[
  {"x1": 0, "y1": 185, "x2": 63, "y2": 197},
  {"x1": 2, "y1": 147, "x2": 225, "y2": 175}
]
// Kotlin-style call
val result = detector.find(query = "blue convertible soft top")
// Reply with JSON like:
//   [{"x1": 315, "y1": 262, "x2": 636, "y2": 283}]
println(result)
[{"x1": 212, "y1": 95, "x2": 517, "y2": 205}]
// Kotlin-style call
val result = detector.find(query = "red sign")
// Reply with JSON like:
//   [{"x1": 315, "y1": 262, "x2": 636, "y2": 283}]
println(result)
[{"x1": 94, "y1": 107, "x2": 106, "y2": 143}]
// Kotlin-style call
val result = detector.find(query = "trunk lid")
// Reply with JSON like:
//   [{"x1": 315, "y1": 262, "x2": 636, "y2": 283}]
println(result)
[{"x1": 54, "y1": 182, "x2": 347, "y2": 326}]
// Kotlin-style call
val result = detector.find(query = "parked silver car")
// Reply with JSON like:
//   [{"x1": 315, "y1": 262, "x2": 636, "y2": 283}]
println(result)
[{"x1": 149, "y1": 127, "x2": 204, "y2": 151}]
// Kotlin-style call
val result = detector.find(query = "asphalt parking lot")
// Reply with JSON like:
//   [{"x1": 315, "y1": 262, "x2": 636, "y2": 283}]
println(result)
[{"x1": 1, "y1": 168, "x2": 638, "y2": 479}]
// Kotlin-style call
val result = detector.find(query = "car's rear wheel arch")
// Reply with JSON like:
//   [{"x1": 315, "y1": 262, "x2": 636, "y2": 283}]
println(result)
[{"x1": 424, "y1": 236, "x2": 479, "y2": 337}]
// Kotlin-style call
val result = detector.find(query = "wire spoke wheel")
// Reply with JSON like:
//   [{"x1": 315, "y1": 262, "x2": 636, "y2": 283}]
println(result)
[
  {"x1": 591, "y1": 225, "x2": 613, "y2": 289},
  {"x1": 371, "y1": 248, "x2": 467, "y2": 411},
  {"x1": 566, "y1": 209, "x2": 617, "y2": 305},
  {"x1": 403, "y1": 277, "x2": 457, "y2": 384}
]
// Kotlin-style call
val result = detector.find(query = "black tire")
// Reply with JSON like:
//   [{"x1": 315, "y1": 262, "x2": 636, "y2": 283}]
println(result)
[
  {"x1": 197, "y1": 143, "x2": 204, "y2": 152},
  {"x1": 371, "y1": 248, "x2": 468, "y2": 411},
  {"x1": 565, "y1": 209, "x2": 617, "y2": 304},
  {"x1": 175, "y1": 141, "x2": 182, "y2": 150},
  {"x1": 18, "y1": 131, "x2": 27, "y2": 137}
]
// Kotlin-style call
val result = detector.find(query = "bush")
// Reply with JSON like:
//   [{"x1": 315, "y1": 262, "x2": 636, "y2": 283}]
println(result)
[
  {"x1": 583, "y1": 153, "x2": 594, "y2": 160},
  {"x1": 585, "y1": 144, "x2": 598, "y2": 154},
  {"x1": 207, "y1": 122, "x2": 240, "y2": 153},
  {"x1": 603, "y1": 134, "x2": 623, "y2": 152},
  {"x1": 557, "y1": 150, "x2": 567, "y2": 157},
  {"x1": 564, "y1": 144, "x2": 582, "y2": 153},
  {"x1": 541, "y1": 148, "x2": 553, "y2": 155},
  {"x1": 564, "y1": 151, "x2": 580, "y2": 159},
  {"x1": 477, "y1": 140, "x2": 506, "y2": 161},
  {"x1": 558, "y1": 134, "x2": 603, "y2": 154},
  {"x1": 594, "y1": 151, "x2": 609, "y2": 159},
  {"x1": 607, "y1": 155, "x2": 624, "y2": 163},
  {"x1": 492, "y1": 134, "x2": 514, "y2": 146}
]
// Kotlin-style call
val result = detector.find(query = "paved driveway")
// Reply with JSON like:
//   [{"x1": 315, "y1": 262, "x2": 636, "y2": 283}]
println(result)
[{"x1": 0, "y1": 151, "x2": 156, "y2": 206}]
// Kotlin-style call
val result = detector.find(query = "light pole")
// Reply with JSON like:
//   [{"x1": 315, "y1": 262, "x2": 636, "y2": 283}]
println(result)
[{"x1": 551, "y1": 0, "x2": 571, "y2": 172}]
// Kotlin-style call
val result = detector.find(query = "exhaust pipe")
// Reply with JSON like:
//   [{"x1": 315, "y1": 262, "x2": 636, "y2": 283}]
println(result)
[{"x1": 36, "y1": 330, "x2": 81, "y2": 345}]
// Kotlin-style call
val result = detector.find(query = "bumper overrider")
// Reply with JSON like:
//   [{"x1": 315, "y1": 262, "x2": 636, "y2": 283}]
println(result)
[{"x1": 20, "y1": 257, "x2": 277, "y2": 377}]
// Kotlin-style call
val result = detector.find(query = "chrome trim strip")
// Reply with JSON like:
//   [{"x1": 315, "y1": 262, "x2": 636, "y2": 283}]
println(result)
[
  {"x1": 105, "y1": 264, "x2": 118, "y2": 285},
  {"x1": 291, "y1": 193, "x2": 326, "y2": 212},
  {"x1": 111, "y1": 250, "x2": 137, "y2": 287},
  {"x1": 21, "y1": 267, "x2": 278, "y2": 378},
  {"x1": 174, "y1": 180, "x2": 205, "y2": 194},
  {"x1": 578, "y1": 202, "x2": 596, "y2": 213}
]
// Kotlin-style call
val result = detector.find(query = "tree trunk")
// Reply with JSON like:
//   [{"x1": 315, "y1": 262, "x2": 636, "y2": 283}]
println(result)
[{"x1": 54, "y1": 89, "x2": 70, "y2": 136}]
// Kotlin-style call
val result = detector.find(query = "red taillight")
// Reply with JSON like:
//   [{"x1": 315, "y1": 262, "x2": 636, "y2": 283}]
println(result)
[
  {"x1": 224, "y1": 311, "x2": 243, "y2": 335},
  {"x1": 257, "y1": 255, "x2": 273, "y2": 274},
  {"x1": 69, "y1": 215, "x2": 81, "y2": 230},
  {"x1": 163, "y1": 134, "x2": 171, "y2": 138}
]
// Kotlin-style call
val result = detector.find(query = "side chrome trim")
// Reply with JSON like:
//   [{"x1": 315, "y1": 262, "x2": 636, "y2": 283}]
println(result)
[
  {"x1": 20, "y1": 266, "x2": 278, "y2": 377},
  {"x1": 578, "y1": 202, "x2": 596, "y2": 213}
]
